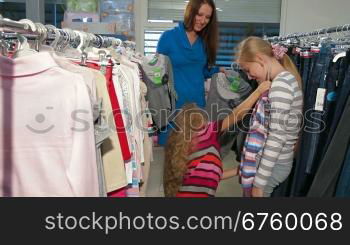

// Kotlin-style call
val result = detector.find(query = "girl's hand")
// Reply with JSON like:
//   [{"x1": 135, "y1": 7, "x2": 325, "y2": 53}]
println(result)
[
  {"x1": 252, "y1": 187, "x2": 264, "y2": 197},
  {"x1": 222, "y1": 167, "x2": 238, "y2": 180},
  {"x1": 257, "y1": 80, "x2": 272, "y2": 95}
]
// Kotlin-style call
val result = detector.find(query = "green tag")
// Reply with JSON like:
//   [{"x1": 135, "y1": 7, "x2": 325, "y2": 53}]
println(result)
[
  {"x1": 148, "y1": 56, "x2": 158, "y2": 66},
  {"x1": 228, "y1": 76, "x2": 241, "y2": 92},
  {"x1": 152, "y1": 67, "x2": 162, "y2": 85}
]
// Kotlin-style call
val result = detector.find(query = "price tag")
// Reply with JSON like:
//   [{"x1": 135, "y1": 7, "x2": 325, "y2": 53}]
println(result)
[{"x1": 314, "y1": 88, "x2": 326, "y2": 111}]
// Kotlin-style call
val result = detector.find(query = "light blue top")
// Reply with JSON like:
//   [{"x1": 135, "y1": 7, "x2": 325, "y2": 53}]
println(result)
[{"x1": 157, "y1": 22, "x2": 219, "y2": 109}]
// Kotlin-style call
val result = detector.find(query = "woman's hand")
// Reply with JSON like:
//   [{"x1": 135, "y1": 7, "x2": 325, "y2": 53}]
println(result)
[
  {"x1": 252, "y1": 187, "x2": 264, "y2": 197},
  {"x1": 256, "y1": 80, "x2": 272, "y2": 95}
]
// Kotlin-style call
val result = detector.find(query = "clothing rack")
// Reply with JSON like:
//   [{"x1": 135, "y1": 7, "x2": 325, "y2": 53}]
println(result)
[
  {"x1": 266, "y1": 23, "x2": 350, "y2": 42},
  {"x1": 0, "y1": 15, "x2": 124, "y2": 50}
]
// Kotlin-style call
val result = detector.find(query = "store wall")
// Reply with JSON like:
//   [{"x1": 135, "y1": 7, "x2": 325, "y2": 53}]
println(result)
[{"x1": 280, "y1": 0, "x2": 350, "y2": 35}]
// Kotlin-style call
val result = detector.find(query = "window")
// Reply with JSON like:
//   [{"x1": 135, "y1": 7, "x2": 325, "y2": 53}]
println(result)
[
  {"x1": 0, "y1": 0, "x2": 65, "y2": 28},
  {"x1": 144, "y1": 30, "x2": 163, "y2": 56},
  {"x1": 0, "y1": 1, "x2": 26, "y2": 21},
  {"x1": 45, "y1": 2, "x2": 65, "y2": 28},
  {"x1": 218, "y1": 22, "x2": 280, "y2": 67}
]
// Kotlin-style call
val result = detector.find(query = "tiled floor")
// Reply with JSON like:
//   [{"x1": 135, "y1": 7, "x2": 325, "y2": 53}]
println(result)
[{"x1": 146, "y1": 146, "x2": 242, "y2": 197}]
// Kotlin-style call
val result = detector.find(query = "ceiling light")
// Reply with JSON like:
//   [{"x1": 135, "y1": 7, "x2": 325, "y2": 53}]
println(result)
[{"x1": 148, "y1": 20, "x2": 174, "y2": 23}]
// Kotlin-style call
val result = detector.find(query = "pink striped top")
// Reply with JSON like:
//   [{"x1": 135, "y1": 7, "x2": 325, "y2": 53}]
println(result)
[{"x1": 177, "y1": 121, "x2": 223, "y2": 197}]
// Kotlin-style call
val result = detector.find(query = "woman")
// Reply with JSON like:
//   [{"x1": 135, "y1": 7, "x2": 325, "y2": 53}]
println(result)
[{"x1": 156, "y1": 0, "x2": 225, "y2": 145}]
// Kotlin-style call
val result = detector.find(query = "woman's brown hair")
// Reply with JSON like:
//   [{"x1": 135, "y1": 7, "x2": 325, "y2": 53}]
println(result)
[
  {"x1": 163, "y1": 103, "x2": 208, "y2": 197},
  {"x1": 184, "y1": 0, "x2": 218, "y2": 66}
]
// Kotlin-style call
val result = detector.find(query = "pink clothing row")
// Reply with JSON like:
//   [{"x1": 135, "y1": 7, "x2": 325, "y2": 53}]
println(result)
[
  {"x1": 0, "y1": 50, "x2": 153, "y2": 197},
  {"x1": 0, "y1": 52, "x2": 99, "y2": 196}
]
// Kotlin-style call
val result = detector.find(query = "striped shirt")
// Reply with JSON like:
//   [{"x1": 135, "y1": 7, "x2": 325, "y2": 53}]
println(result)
[
  {"x1": 253, "y1": 71, "x2": 303, "y2": 189},
  {"x1": 240, "y1": 91, "x2": 269, "y2": 196},
  {"x1": 177, "y1": 121, "x2": 223, "y2": 197}
]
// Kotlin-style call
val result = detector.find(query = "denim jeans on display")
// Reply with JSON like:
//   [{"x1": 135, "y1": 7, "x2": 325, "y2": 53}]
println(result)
[
  {"x1": 312, "y1": 57, "x2": 347, "y2": 171},
  {"x1": 335, "y1": 142, "x2": 350, "y2": 197},
  {"x1": 301, "y1": 54, "x2": 313, "y2": 96},
  {"x1": 290, "y1": 44, "x2": 333, "y2": 196},
  {"x1": 322, "y1": 51, "x2": 350, "y2": 154}
]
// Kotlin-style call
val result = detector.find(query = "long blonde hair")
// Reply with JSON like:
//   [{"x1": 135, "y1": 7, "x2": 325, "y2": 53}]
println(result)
[
  {"x1": 236, "y1": 36, "x2": 302, "y2": 89},
  {"x1": 163, "y1": 103, "x2": 208, "y2": 197}
]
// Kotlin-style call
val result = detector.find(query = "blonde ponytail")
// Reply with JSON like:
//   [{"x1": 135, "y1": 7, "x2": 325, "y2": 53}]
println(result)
[{"x1": 280, "y1": 54, "x2": 302, "y2": 90}]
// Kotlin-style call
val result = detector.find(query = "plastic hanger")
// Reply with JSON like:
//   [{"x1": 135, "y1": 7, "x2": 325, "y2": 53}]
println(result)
[
  {"x1": 231, "y1": 62, "x2": 240, "y2": 72},
  {"x1": 58, "y1": 29, "x2": 81, "y2": 59},
  {"x1": 333, "y1": 25, "x2": 349, "y2": 63},
  {"x1": 98, "y1": 49, "x2": 107, "y2": 62},
  {"x1": 34, "y1": 22, "x2": 48, "y2": 51},
  {"x1": 18, "y1": 19, "x2": 37, "y2": 32},
  {"x1": 0, "y1": 33, "x2": 11, "y2": 56},
  {"x1": 333, "y1": 52, "x2": 346, "y2": 63},
  {"x1": 45, "y1": 24, "x2": 61, "y2": 50},
  {"x1": 12, "y1": 33, "x2": 38, "y2": 58},
  {"x1": 80, "y1": 51, "x2": 88, "y2": 66}
]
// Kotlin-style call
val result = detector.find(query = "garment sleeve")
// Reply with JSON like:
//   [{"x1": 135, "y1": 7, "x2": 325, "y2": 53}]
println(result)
[
  {"x1": 68, "y1": 77, "x2": 99, "y2": 196},
  {"x1": 203, "y1": 66, "x2": 220, "y2": 79},
  {"x1": 253, "y1": 79, "x2": 294, "y2": 189},
  {"x1": 156, "y1": 30, "x2": 171, "y2": 55}
]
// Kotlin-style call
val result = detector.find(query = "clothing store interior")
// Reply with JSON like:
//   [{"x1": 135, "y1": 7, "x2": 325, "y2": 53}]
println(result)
[{"x1": 1, "y1": 0, "x2": 350, "y2": 197}]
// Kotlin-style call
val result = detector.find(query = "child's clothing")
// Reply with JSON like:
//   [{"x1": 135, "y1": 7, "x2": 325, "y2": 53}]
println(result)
[
  {"x1": 239, "y1": 91, "x2": 269, "y2": 197},
  {"x1": 176, "y1": 121, "x2": 223, "y2": 197},
  {"x1": 253, "y1": 71, "x2": 303, "y2": 196}
]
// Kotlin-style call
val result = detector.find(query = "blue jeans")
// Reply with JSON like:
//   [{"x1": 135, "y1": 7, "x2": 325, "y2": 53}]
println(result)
[
  {"x1": 290, "y1": 44, "x2": 333, "y2": 196},
  {"x1": 312, "y1": 56, "x2": 347, "y2": 172},
  {"x1": 158, "y1": 122, "x2": 175, "y2": 146},
  {"x1": 301, "y1": 56, "x2": 313, "y2": 95},
  {"x1": 304, "y1": 44, "x2": 333, "y2": 174},
  {"x1": 335, "y1": 143, "x2": 350, "y2": 197},
  {"x1": 322, "y1": 52, "x2": 350, "y2": 154}
]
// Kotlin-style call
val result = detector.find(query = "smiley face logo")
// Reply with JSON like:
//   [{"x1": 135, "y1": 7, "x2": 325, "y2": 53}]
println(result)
[{"x1": 26, "y1": 107, "x2": 55, "y2": 134}]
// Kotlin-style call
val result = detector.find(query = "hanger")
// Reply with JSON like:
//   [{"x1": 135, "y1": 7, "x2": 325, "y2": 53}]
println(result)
[
  {"x1": 333, "y1": 25, "x2": 349, "y2": 63},
  {"x1": 98, "y1": 49, "x2": 107, "y2": 62},
  {"x1": 34, "y1": 22, "x2": 48, "y2": 51},
  {"x1": 231, "y1": 61, "x2": 240, "y2": 72},
  {"x1": 18, "y1": 18, "x2": 36, "y2": 32},
  {"x1": 57, "y1": 29, "x2": 81, "y2": 59},
  {"x1": 0, "y1": 32, "x2": 11, "y2": 56},
  {"x1": 333, "y1": 50, "x2": 347, "y2": 63},
  {"x1": 16, "y1": 18, "x2": 40, "y2": 51},
  {"x1": 56, "y1": 29, "x2": 69, "y2": 52},
  {"x1": 45, "y1": 24, "x2": 61, "y2": 50},
  {"x1": 80, "y1": 51, "x2": 88, "y2": 66},
  {"x1": 12, "y1": 33, "x2": 38, "y2": 58}
]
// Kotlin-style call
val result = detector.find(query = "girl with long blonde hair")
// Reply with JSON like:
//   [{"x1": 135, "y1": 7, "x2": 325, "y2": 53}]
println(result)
[{"x1": 231, "y1": 36, "x2": 303, "y2": 197}]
